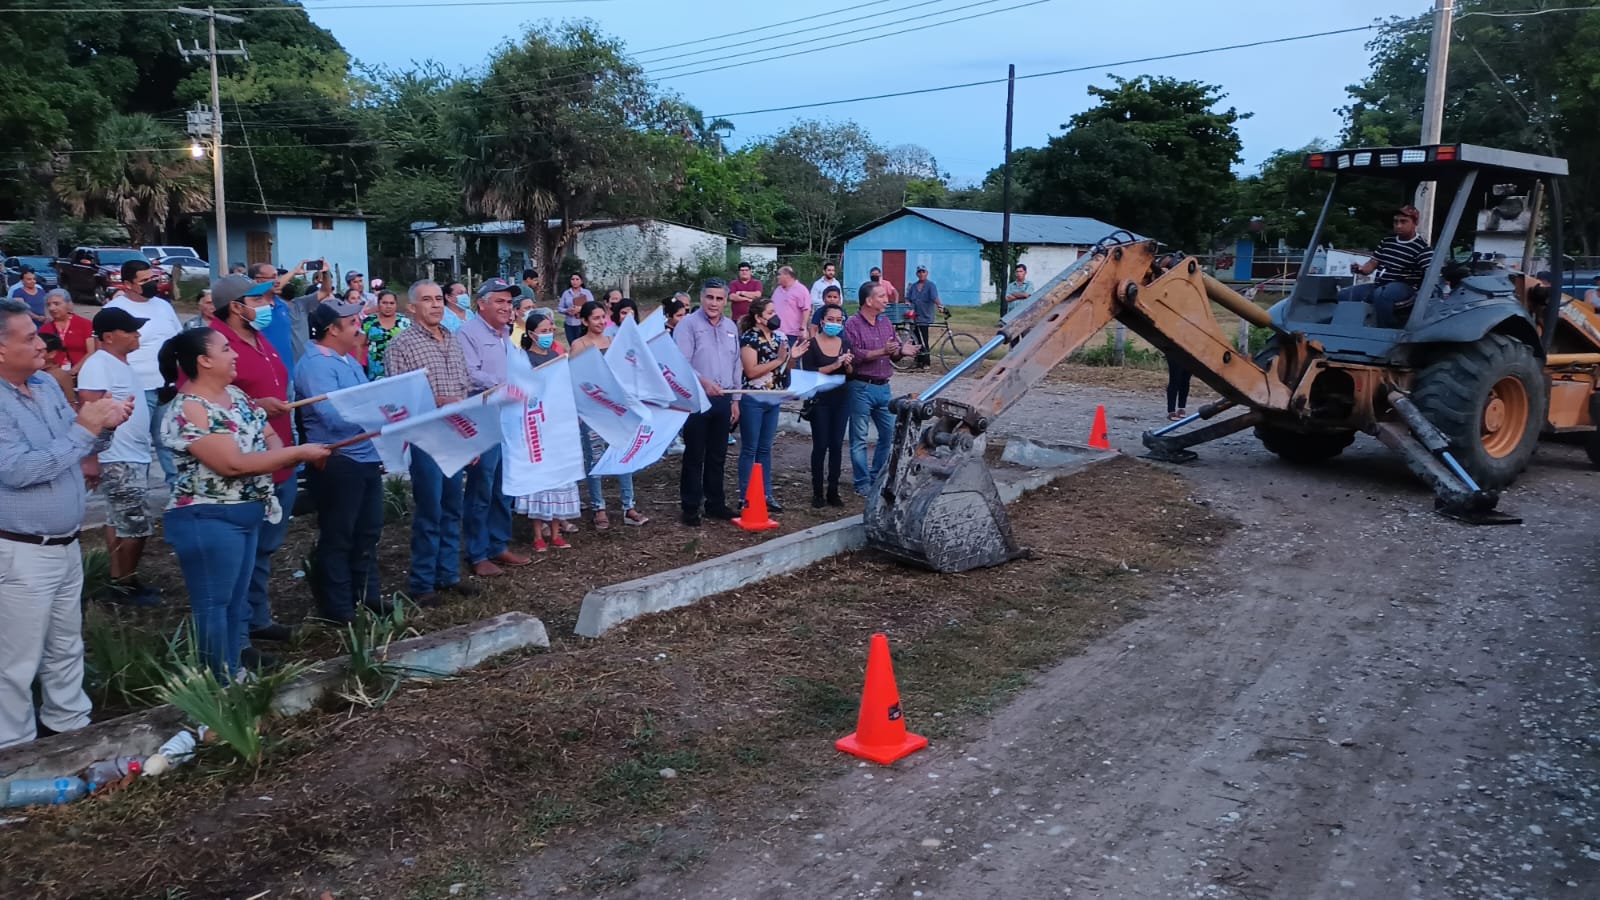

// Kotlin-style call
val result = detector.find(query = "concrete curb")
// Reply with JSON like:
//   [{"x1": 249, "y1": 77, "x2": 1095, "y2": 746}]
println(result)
[
  {"x1": 0, "y1": 612, "x2": 548, "y2": 786},
  {"x1": 573, "y1": 440, "x2": 1117, "y2": 638}
]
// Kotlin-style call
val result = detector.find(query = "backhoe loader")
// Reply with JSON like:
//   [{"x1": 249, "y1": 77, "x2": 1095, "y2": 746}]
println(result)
[{"x1": 866, "y1": 143, "x2": 1600, "y2": 573}]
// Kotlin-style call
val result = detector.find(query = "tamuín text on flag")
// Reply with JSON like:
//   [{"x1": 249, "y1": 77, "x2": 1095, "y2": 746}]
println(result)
[
  {"x1": 500, "y1": 348, "x2": 587, "y2": 496},
  {"x1": 590, "y1": 407, "x2": 690, "y2": 476},
  {"x1": 568, "y1": 345, "x2": 653, "y2": 448}
]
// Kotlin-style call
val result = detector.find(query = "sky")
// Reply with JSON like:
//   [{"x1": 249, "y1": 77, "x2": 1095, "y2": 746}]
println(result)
[{"x1": 300, "y1": 0, "x2": 1429, "y2": 184}]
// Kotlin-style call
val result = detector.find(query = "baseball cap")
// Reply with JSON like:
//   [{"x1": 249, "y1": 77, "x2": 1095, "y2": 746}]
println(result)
[
  {"x1": 210, "y1": 274, "x2": 255, "y2": 307},
  {"x1": 243, "y1": 279, "x2": 276, "y2": 298},
  {"x1": 916, "y1": 264, "x2": 928, "y2": 273},
  {"x1": 476, "y1": 277, "x2": 514, "y2": 298},
  {"x1": 91, "y1": 307, "x2": 148, "y2": 338},
  {"x1": 308, "y1": 300, "x2": 364, "y2": 338},
  {"x1": 345, "y1": 270, "x2": 364, "y2": 283}
]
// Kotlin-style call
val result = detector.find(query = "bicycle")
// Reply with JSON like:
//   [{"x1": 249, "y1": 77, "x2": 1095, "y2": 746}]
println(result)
[{"x1": 891, "y1": 308, "x2": 986, "y2": 374}]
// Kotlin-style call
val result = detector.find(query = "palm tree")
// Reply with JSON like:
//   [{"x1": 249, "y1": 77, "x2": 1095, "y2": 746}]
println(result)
[{"x1": 56, "y1": 113, "x2": 212, "y2": 246}]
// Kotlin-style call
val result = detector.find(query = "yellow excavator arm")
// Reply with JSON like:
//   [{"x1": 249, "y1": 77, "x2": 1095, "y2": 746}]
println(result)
[{"x1": 865, "y1": 238, "x2": 1304, "y2": 573}]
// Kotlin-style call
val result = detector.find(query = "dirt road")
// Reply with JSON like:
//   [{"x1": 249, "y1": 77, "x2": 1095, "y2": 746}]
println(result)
[{"x1": 594, "y1": 378, "x2": 1600, "y2": 899}]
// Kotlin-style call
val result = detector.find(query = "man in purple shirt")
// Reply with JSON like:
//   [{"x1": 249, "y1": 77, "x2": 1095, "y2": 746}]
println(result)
[
  {"x1": 673, "y1": 278, "x2": 742, "y2": 526},
  {"x1": 843, "y1": 282, "x2": 918, "y2": 495},
  {"x1": 458, "y1": 278, "x2": 531, "y2": 576}
]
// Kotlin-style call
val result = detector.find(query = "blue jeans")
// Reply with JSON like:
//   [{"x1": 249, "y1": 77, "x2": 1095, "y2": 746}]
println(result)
[
  {"x1": 1339, "y1": 281, "x2": 1416, "y2": 328},
  {"x1": 463, "y1": 445, "x2": 513, "y2": 563},
  {"x1": 737, "y1": 396, "x2": 781, "y2": 502},
  {"x1": 848, "y1": 380, "x2": 895, "y2": 493},
  {"x1": 408, "y1": 449, "x2": 465, "y2": 593},
  {"x1": 246, "y1": 476, "x2": 296, "y2": 635},
  {"x1": 143, "y1": 389, "x2": 176, "y2": 486},
  {"x1": 580, "y1": 423, "x2": 636, "y2": 511},
  {"x1": 164, "y1": 502, "x2": 263, "y2": 681},
  {"x1": 309, "y1": 456, "x2": 384, "y2": 619}
]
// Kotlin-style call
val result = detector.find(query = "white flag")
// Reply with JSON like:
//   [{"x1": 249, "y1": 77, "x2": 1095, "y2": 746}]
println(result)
[
  {"x1": 382, "y1": 394, "x2": 503, "y2": 478},
  {"x1": 590, "y1": 408, "x2": 690, "y2": 476},
  {"x1": 646, "y1": 329, "x2": 711, "y2": 413},
  {"x1": 605, "y1": 316, "x2": 676, "y2": 408},
  {"x1": 636, "y1": 307, "x2": 666, "y2": 342},
  {"x1": 320, "y1": 368, "x2": 435, "y2": 470},
  {"x1": 784, "y1": 368, "x2": 846, "y2": 400},
  {"x1": 568, "y1": 346, "x2": 652, "y2": 448},
  {"x1": 500, "y1": 351, "x2": 587, "y2": 496}
]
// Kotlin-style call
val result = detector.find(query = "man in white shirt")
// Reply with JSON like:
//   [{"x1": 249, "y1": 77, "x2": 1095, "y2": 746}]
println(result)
[
  {"x1": 810, "y1": 262, "x2": 842, "y2": 310},
  {"x1": 75, "y1": 309, "x2": 159, "y2": 606},
  {"x1": 103, "y1": 258, "x2": 183, "y2": 486}
]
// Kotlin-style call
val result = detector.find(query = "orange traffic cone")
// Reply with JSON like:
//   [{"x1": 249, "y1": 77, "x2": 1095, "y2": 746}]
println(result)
[
  {"x1": 835, "y1": 633, "x2": 928, "y2": 765},
  {"x1": 733, "y1": 462, "x2": 780, "y2": 532},
  {"x1": 1087, "y1": 404, "x2": 1112, "y2": 450}
]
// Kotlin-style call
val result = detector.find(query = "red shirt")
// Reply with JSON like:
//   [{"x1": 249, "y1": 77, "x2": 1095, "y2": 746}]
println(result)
[
  {"x1": 41, "y1": 315, "x2": 94, "y2": 370},
  {"x1": 212, "y1": 318, "x2": 294, "y2": 483},
  {"x1": 729, "y1": 278, "x2": 762, "y2": 321}
]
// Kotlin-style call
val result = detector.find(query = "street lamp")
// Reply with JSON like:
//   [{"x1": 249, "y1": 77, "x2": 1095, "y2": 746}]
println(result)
[{"x1": 190, "y1": 141, "x2": 206, "y2": 160}]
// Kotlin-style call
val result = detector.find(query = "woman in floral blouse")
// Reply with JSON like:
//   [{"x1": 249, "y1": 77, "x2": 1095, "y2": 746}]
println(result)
[
  {"x1": 360, "y1": 290, "x2": 410, "y2": 379},
  {"x1": 737, "y1": 297, "x2": 808, "y2": 510},
  {"x1": 157, "y1": 329, "x2": 330, "y2": 681}
]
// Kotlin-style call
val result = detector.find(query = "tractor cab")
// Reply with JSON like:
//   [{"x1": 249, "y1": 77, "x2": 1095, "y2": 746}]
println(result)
[{"x1": 1271, "y1": 143, "x2": 1568, "y2": 364}]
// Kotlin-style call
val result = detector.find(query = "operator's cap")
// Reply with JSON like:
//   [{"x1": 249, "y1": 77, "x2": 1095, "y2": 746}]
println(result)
[
  {"x1": 91, "y1": 307, "x2": 147, "y2": 338},
  {"x1": 308, "y1": 300, "x2": 364, "y2": 339},
  {"x1": 476, "y1": 277, "x2": 514, "y2": 299},
  {"x1": 209, "y1": 274, "x2": 255, "y2": 307}
]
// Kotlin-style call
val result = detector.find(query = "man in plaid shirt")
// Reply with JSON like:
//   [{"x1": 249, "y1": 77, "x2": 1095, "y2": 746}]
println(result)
[{"x1": 385, "y1": 280, "x2": 481, "y2": 607}]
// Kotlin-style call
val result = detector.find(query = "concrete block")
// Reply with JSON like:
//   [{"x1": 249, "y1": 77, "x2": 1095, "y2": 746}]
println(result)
[
  {"x1": 999, "y1": 437, "x2": 1111, "y2": 469},
  {"x1": 575, "y1": 517, "x2": 866, "y2": 638},
  {"x1": 0, "y1": 612, "x2": 548, "y2": 786}
]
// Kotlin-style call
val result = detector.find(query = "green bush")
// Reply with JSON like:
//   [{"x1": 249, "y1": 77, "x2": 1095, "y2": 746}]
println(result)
[
  {"x1": 1069, "y1": 332, "x2": 1165, "y2": 370},
  {"x1": 82, "y1": 611, "x2": 193, "y2": 709},
  {"x1": 157, "y1": 660, "x2": 309, "y2": 767}
]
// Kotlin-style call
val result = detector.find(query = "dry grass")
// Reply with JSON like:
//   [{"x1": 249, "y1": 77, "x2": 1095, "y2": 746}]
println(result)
[{"x1": 1, "y1": 458, "x2": 1232, "y2": 900}]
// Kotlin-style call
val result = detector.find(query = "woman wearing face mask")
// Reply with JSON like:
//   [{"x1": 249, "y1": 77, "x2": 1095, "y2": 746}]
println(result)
[
  {"x1": 442, "y1": 281, "x2": 473, "y2": 333},
  {"x1": 514, "y1": 310, "x2": 581, "y2": 549},
  {"x1": 570, "y1": 301, "x2": 649, "y2": 528},
  {"x1": 802, "y1": 305, "x2": 854, "y2": 507},
  {"x1": 737, "y1": 298, "x2": 808, "y2": 511},
  {"x1": 360, "y1": 289, "x2": 411, "y2": 379}
]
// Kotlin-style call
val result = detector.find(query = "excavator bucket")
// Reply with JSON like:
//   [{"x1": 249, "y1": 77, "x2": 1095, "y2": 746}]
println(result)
[{"x1": 864, "y1": 407, "x2": 1021, "y2": 573}]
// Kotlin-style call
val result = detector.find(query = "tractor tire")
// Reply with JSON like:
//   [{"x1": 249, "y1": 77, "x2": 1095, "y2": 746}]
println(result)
[
  {"x1": 1585, "y1": 394, "x2": 1600, "y2": 470},
  {"x1": 1254, "y1": 424, "x2": 1357, "y2": 463},
  {"x1": 1410, "y1": 333, "x2": 1547, "y2": 490}
]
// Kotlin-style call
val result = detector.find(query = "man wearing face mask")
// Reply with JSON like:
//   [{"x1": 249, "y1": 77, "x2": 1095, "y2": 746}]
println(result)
[
  {"x1": 208, "y1": 275, "x2": 298, "y2": 658},
  {"x1": 105, "y1": 258, "x2": 184, "y2": 487}
]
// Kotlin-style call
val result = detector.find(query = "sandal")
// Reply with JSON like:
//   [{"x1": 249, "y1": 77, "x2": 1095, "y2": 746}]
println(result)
[
  {"x1": 560, "y1": 520, "x2": 579, "y2": 534},
  {"x1": 1167, "y1": 411, "x2": 1184, "y2": 421},
  {"x1": 623, "y1": 509, "x2": 650, "y2": 526},
  {"x1": 593, "y1": 511, "x2": 611, "y2": 530}
]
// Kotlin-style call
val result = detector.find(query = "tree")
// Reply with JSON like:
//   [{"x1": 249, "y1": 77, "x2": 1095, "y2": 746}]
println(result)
[
  {"x1": 1021, "y1": 76, "x2": 1247, "y2": 250},
  {"x1": 849, "y1": 143, "x2": 951, "y2": 222},
  {"x1": 758, "y1": 120, "x2": 882, "y2": 256},
  {"x1": 1228, "y1": 145, "x2": 1393, "y2": 253},
  {"x1": 451, "y1": 23, "x2": 689, "y2": 296},
  {"x1": 54, "y1": 114, "x2": 212, "y2": 246},
  {"x1": 1344, "y1": 1, "x2": 1600, "y2": 254},
  {"x1": 357, "y1": 63, "x2": 469, "y2": 257}
]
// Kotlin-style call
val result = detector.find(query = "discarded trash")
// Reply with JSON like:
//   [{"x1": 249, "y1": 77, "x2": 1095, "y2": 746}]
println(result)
[
  {"x1": 83, "y1": 756, "x2": 143, "y2": 793},
  {"x1": 2, "y1": 776, "x2": 88, "y2": 808}
]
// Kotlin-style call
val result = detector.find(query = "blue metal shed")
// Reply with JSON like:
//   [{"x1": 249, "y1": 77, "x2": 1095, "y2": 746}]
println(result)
[
  {"x1": 841, "y1": 207, "x2": 1130, "y2": 306},
  {"x1": 206, "y1": 210, "x2": 370, "y2": 278}
]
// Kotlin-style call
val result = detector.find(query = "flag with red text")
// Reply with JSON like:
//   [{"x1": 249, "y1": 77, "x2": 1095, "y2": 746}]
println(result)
[
  {"x1": 319, "y1": 368, "x2": 434, "y2": 470},
  {"x1": 380, "y1": 393, "x2": 503, "y2": 478},
  {"x1": 500, "y1": 349, "x2": 586, "y2": 496},
  {"x1": 606, "y1": 316, "x2": 676, "y2": 408},
  {"x1": 645, "y1": 328, "x2": 711, "y2": 414},
  {"x1": 589, "y1": 408, "x2": 690, "y2": 476},
  {"x1": 567, "y1": 345, "x2": 652, "y2": 448}
]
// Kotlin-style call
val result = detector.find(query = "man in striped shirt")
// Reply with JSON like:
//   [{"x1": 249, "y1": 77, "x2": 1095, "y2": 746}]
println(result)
[{"x1": 1341, "y1": 205, "x2": 1434, "y2": 328}]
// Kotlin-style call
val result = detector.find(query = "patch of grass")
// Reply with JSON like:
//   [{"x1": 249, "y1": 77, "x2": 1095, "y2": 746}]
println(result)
[
  {"x1": 155, "y1": 660, "x2": 310, "y2": 767},
  {"x1": 338, "y1": 599, "x2": 426, "y2": 709},
  {"x1": 665, "y1": 845, "x2": 708, "y2": 872},
  {"x1": 1071, "y1": 331, "x2": 1166, "y2": 369},
  {"x1": 82, "y1": 611, "x2": 190, "y2": 710},
  {"x1": 781, "y1": 675, "x2": 857, "y2": 731},
  {"x1": 405, "y1": 860, "x2": 488, "y2": 900},
  {"x1": 80, "y1": 548, "x2": 112, "y2": 603},
  {"x1": 522, "y1": 796, "x2": 579, "y2": 839},
  {"x1": 384, "y1": 474, "x2": 413, "y2": 523}
]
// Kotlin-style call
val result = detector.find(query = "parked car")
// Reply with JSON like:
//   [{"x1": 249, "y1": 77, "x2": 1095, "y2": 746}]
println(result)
[
  {"x1": 153, "y1": 254, "x2": 209, "y2": 272},
  {"x1": 3, "y1": 256, "x2": 60, "y2": 290},
  {"x1": 142, "y1": 244, "x2": 202, "y2": 263},
  {"x1": 67, "y1": 247, "x2": 172, "y2": 303}
]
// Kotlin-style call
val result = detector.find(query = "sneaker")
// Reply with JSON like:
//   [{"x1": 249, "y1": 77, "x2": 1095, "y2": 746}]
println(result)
[
  {"x1": 362, "y1": 597, "x2": 396, "y2": 617},
  {"x1": 681, "y1": 511, "x2": 702, "y2": 527},
  {"x1": 249, "y1": 622, "x2": 295, "y2": 643},
  {"x1": 101, "y1": 582, "x2": 161, "y2": 608},
  {"x1": 766, "y1": 497, "x2": 784, "y2": 512},
  {"x1": 413, "y1": 591, "x2": 443, "y2": 608},
  {"x1": 812, "y1": 495, "x2": 826, "y2": 508},
  {"x1": 704, "y1": 506, "x2": 738, "y2": 521},
  {"x1": 441, "y1": 580, "x2": 481, "y2": 597},
  {"x1": 551, "y1": 533, "x2": 572, "y2": 549},
  {"x1": 826, "y1": 493, "x2": 845, "y2": 508},
  {"x1": 533, "y1": 535, "x2": 549, "y2": 553},
  {"x1": 240, "y1": 647, "x2": 280, "y2": 671}
]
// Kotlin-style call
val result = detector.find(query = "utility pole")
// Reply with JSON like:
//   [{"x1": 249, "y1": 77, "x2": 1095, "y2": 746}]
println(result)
[
  {"x1": 999, "y1": 64, "x2": 1015, "y2": 318},
  {"x1": 176, "y1": 7, "x2": 246, "y2": 273},
  {"x1": 1416, "y1": 0, "x2": 1454, "y2": 240}
]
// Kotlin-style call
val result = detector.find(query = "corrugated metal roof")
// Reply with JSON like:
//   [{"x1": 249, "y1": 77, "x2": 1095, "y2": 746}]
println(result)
[{"x1": 900, "y1": 207, "x2": 1133, "y2": 245}]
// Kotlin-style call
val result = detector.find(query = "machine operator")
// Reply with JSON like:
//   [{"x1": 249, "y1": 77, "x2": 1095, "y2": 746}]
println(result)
[{"x1": 1340, "y1": 204, "x2": 1434, "y2": 328}]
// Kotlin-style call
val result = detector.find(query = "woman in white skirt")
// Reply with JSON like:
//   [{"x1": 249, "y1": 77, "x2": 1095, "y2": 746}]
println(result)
[{"x1": 514, "y1": 310, "x2": 580, "y2": 551}]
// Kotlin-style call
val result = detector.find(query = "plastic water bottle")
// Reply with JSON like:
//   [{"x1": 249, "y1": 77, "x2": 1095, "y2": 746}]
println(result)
[
  {"x1": 2, "y1": 776, "x2": 88, "y2": 808},
  {"x1": 157, "y1": 730, "x2": 198, "y2": 763},
  {"x1": 82, "y1": 756, "x2": 142, "y2": 791}
]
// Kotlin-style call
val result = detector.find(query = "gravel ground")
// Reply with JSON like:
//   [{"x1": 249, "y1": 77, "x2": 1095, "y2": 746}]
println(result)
[{"x1": 579, "y1": 374, "x2": 1600, "y2": 900}]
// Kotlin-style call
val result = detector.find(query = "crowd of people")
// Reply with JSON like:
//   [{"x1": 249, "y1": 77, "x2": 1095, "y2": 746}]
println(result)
[{"x1": 0, "y1": 257, "x2": 931, "y2": 750}]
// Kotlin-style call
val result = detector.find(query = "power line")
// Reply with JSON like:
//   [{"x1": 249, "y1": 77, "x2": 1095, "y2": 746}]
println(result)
[
  {"x1": 2, "y1": 0, "x2": 611, "y2": 11},
  {"x1": 707, "y1": 22, "x2": 1387, "y2": 118}
]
